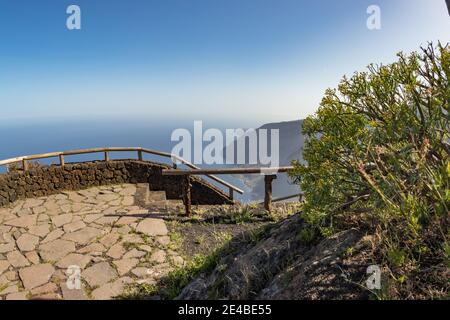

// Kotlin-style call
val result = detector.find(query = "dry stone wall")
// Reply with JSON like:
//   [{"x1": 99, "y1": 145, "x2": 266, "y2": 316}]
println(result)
[{"x1": 0, "y1": 160, "x2": 232, "y2": 207}]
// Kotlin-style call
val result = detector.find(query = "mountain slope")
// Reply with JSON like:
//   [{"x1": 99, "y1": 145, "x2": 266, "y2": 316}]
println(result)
[{"x1": 232, "y1": 119, "x2": 304, "y2": 201}]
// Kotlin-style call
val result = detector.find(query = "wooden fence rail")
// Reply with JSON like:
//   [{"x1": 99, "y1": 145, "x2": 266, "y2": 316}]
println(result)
[
  {"x1": 163, "y1": 166, "x2": 295, "y2": 215},
  {"x1": 0, "y1": 147, "x2": 244, "y2": 198},
  {"x1": 0, "y1": 149, "x2": 300, "y2": 214}
]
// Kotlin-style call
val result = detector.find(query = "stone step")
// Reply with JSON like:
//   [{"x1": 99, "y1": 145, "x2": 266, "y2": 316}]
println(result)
[
  {"x1": 147, "y1": 191, "x2": 166, "y2": 202},
  {"x1": 147, "y1": 200, "x2": 183, "y2": 206},
  {"x1": 146, "y1": 199, "x2": 184, "y2": 212},
  {"x1": 135, "y1": 183, "x2": 150, "y2": 207}
]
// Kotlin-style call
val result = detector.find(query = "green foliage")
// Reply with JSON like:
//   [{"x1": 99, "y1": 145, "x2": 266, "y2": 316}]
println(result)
[
  {"x1": 297, "y1": 227, "x2": 318, "y2": 244},
  {"x1": 163, "y1": 252, "x2": 220, "y2": 299},
  {"x1": 290, "y1": 43, "x2": 449, "y2": 298},
  {"x1": 118, "y1": 283, "x2": 158, "y2": 300},
  {"x1": 168, "y1": 231, "x2": 183, "y2": 251},
  {"x1": 235, "y1": 206, "x2": 255, "y2": 224}
]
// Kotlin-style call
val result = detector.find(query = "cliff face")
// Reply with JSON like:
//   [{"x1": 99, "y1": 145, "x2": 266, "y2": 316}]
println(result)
[
  {"x1": 228, "y1": 119, "x2": 304, "y2": 201},
  {"x1": 177, "y1": 213, "x2": 373, "y2": 300}
]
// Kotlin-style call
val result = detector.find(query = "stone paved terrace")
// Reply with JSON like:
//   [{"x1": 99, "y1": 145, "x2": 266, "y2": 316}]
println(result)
[{"x1": 0, "y1": 184, "x2": 185, "y2": 300}]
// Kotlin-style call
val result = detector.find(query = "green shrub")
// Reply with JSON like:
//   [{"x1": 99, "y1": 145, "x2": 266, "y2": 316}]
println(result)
[{"x1": 290, "y1": 43, "x2": 449, "y2": 298}]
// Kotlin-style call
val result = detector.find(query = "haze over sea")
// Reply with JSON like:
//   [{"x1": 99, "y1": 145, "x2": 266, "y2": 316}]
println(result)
[{"x1": 0, "y1": 115, "x2": 272, "y2": 201}]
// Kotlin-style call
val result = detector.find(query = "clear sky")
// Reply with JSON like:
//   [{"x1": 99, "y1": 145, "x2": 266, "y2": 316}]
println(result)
[{"x1": 0, "y1": 0, "x2": 449, "y2": 123}]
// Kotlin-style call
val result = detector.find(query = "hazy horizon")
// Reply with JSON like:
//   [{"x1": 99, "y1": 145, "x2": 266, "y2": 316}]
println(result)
[{"x1": 1, "y1": 0, "x2": 449, "y2": 122}]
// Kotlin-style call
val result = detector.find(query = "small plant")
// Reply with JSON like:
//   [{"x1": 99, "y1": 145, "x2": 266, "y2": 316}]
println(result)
[
  {"x1": 235, "y1": 206, "x2": 254, "y2": 224},
  {"x1": 162, "y1": 252, "x2": 221, "y2": 299},
  {"x1": 387, "y1": 247, "x2": 406, "y2": 268},
  {"x1": 118, "y1": 283, "x2": 158, "y2": 300},
  {"x1": 212, "y1": 231, "x2": 232, "y2": 244},
  {"x1": 195, "y1": 234, "x2": 206, "y2": 245},
  {"x1": 297, "y1": 227, "x2": 318, "y2": 244},
  {"x1": 168, "y1": 231, "x2": 183, "y2": 251}
]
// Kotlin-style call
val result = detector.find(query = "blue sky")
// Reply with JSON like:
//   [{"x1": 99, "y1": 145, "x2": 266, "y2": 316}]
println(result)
[{"x1": 0, "y1": 0, "x2": 449, "y2": 123}]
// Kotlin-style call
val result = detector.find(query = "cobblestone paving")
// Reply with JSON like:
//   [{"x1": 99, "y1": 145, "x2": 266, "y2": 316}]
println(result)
[{"x1": 0, "y1": 184, "x2": 184, "y2": 300}]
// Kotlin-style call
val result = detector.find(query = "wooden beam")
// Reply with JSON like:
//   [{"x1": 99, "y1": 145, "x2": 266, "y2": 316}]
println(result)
[
  {"x1": 162, "y1": 167, "x2": 293, "y2": 175},
  {"x1": 0, "y1": 146, "x2": 244, "y2": 196},
  {"x1": 228, "y1": 187, "x2": 234, "y2": 201},
  {"x1": 22, "y1": 159, "x2": 28, "y2": 171},
  {"x1": 264, "y1": 175, "x2": 277, "y2": 212},
  {"x1": 59, "y1": 154, "x2": 65, "y2": 168},
  {"x1": 182, "y1": 175, "x2": 192, "y2": 216},
  {"x1": 271, "y1": 193, "x2": 304, "y2": 203}
]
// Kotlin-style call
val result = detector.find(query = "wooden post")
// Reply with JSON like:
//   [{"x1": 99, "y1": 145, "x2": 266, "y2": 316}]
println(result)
[
  {"x1": 104, "y1": 151, "x2": 110, "y2": 162},
  {"x1": 264, "y1": 174, "x2": 277, "y2": 212},
  {"x1": 137, "y1": 150, "x2": 143, "y2": 161},
  {"x1": 182, "y1": 175, "x2": 192, "y2": 216},
  {"x1": 59, "y1": 154, "x2": 65, "y2": 168},
  {"x1": 22, "y1": 159, "x2": 28, "y2": 171},
  {"x1": 229, "y1": 187, "x2": 234, "y2": 201}
]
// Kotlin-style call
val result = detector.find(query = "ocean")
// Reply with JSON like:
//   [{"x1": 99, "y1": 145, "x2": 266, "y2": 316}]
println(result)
[{"x1": 0, "y1": 116, "x2": 266, "y2": 202}]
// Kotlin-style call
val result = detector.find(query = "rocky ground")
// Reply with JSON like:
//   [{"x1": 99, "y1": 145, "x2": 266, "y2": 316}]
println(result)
[
  {"x1": 177, "y1": 214, "x2": 374, "y2": 300},
  {"x1": 0, "y1": 184, "x2": 186, "y2": 300},
  {"x1": 1, "y1": 185, "x2": 370, "y2": 300}
]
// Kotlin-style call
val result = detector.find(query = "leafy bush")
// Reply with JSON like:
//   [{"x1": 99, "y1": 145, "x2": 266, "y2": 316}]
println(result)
[{"x1": 290, "y1": 43, "x2": 449, "y2": 298}]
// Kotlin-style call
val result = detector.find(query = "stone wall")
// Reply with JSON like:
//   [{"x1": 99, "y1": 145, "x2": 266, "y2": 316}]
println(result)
[{"x1": 0, "y1": 160, "x2": 233, "y2": 207}]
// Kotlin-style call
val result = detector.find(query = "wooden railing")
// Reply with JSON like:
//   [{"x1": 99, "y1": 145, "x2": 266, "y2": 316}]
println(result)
[
  {"x1": 163, "y1": 166, "x2": 295, "y2": 214},
  {"x1": 0, "y1": 147, "x2": 244, "y2": 198}
]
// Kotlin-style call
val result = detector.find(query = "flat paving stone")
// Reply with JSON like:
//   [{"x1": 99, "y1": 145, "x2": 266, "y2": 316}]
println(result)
[
  {"x1": 0, "y1": 184, "x2": 180, "y2": 300},
  {"x1": 82, "y1": 262, "x2": 118, "y2": 288},
  {"x1": 23, "y1": 199, "x2": 45, "y2": 209},
  {"x1": 77, "y1": 243, "x2": 106, "y2": 256},
  {"x1": 149, "y1": 249, "x2": 166, "y2": 264},
  {"x1": 39, "y1": 239, "x2": 76, "y2": 262},
  {"x1": 94, "y1": 216, "x2": 119, "y2": 225},
  {"x1": 32, "y1": 206, "x2": 46, "y2": 215},
  {"x1": 2, "y1": 284, "x2": 19, "y2": 294},
  {"x1": 99, "y1": 233, "x2": 120, "y2": 248},
  {"x1": 24, "y1": 251, "x2": 40, "y2": 265},
  {"x1": 91, "y1": 277, "x2": 132, "y2": 300},
  {"x1": 51, "y1": 214, "x2": 73, "y2": 228},
  {"x1": 121, "y1": 233, "x2": 144, "y2": 244},
  {"x1": 19, "y1": 263, "x2": 55, "y2": 290},
  {"x1": 0, "y1": 260, "x2": 10, "y2": 275},
  {"x1": 106, "y1": 243, "x2": 126, "y2": 259},
  {"x1": 63, "y1": 220, "x2": 86, "y2": 233},
  {"x1": 116, "y1": 216, "x2": 138, "y2": 226},
  {"x1": 4, "y1": 271, "x2": 17, "y2": 281},
  {"x1": 6, "y1": 292, "x2": 28, "y2": 300},
  {"x1": 131, "y1": 267, "x2": 150, "y2": 278},
  {"x1": 7, "y1": 251, "x2": 30, "y2": 268},
  {"x1": 156, "y1": 236, "x2": 170, "y2": 246},
  {"x1": 4, "y1": 215, "x2": 37, "y2": 228},
  {"x1": 123, "y1": 249, "x2": 146, "y2": 260},
  {"x1": 135, "y1": 218, "x2": 168, "y2": 236},
  {"x1": 56, "y1": 253, "x2": 92, "y2": 269},
  {"x1": 113, "y1": 258, "x2": 139, "y2": 276},
  {"x1": 30, "y1": 282, "x2": 58, "y2": 296},
  {"x1": 62, "y1": 227, "x2": 104, "y2": 245},
  {"x1": 0, "y1": 242, "x2": 15, "y2": 254},
  {"x1": 16, "y1": 234, "x2": 40, "y2": 252},
  {"x1": 27, "y1": 224, "x2": 51, "y2": 237},
  {"x1": 60, "y1": 282, "x2": 89, "y2": 300},
  {"x1": 83, "y1": 214, "x2": 103, "y2": 223},
  {"x1": 30, "y1": 292, "x2": 62, "y2": 300},
  {"x1": 41, "y1": 229, "x2": 64, "y2": 244}
]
